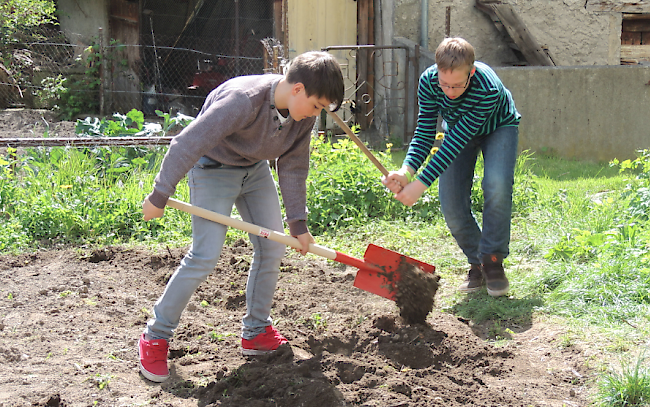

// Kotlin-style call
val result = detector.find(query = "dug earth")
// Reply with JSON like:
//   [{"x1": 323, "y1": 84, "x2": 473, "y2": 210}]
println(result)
[{"x1": 0, "y1": 242, "x2": 591, "y2": 406}]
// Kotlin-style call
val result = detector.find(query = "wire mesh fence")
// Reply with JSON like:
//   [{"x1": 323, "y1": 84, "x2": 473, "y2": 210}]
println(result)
[
  {"x1": 0, "y1": 0, "x2": 275, "y2": 118},
  {"x1": 1, "y1": 1, "x2": 417, "y2": 144}
]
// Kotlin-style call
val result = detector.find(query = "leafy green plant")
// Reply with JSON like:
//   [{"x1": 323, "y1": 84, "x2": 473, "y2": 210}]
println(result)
[
  {"x1": 0, "y1": 1, "x2": 57, "y2": 106},
  {"x1": 306, "y1": 312, "x2": 327, "y2": 331},
  {"x1": 155, "y1": 109, "x2": 195, "y2": 136},
  {"x1": 40, "y1": 39, "x2": 128, "y2": 119},
  {"x1": 209, "y1": 331, "x2": 236, "y2": 342},
  {"x1": 613, "y1": 149, "x2": 650, "y2": 221},
  {"x1": 306, "y1": 137, "x2": 441, "y2": 234},
  {"x1": 92, "y1": 373, "x2": 113, "y2": 390},
  {"x1": 594, "y1": 352, "x2": 650, "y2": 407}
]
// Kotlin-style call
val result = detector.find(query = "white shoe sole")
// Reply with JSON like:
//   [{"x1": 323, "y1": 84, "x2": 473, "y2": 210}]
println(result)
[
  {"x1": 139, "y1": 361, "x2": 169, "y2": 382},
  {"x1": 241, "y1": 348, "x2": 276, "y2": 356},
  {"x1": 487, "y1": 285, "x2": 510, "y2": 297}
]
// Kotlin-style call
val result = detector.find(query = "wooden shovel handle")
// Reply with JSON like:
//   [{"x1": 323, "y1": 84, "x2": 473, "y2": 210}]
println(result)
[
  {"x1": 166, "y1": 198, "x2": 338, "y2": 260},
  {"x1": 327, "y1": 110, "x2": 389, "y2": 176}
]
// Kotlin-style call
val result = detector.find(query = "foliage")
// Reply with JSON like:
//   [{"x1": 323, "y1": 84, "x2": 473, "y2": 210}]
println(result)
[
  {"x1": 0, "y1": 109, "x2": 199, "y2": 251},
  {"x1": 594, "y1": 352, "x2": 650, "y2": 407},
  {"x1": 44, "y1": 40, "x2": 127, "y2": 120},
  {"x1": 75, "y1": 109, "x2": 194, "y2": 138},
  {"x1": 0, "y1": 0, "x2": 57, "y2": 109},
  {"x1": 0, "y1": 0, "x2": 56, "y2": 40},
  {"x1": 528, "y1": 149, "x2": 650, "y2": 326},
  {"x1": 613, "y1": 149, "x2": 650, "y2": 221},
  {"x1": 306, "y1": 137, "x2": 441, "y2": 235}
]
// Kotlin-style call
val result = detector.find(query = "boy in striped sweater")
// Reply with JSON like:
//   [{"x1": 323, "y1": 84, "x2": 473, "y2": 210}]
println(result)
[{"x1": 382, "y1": 37, "x2": 520, "y2": 297}]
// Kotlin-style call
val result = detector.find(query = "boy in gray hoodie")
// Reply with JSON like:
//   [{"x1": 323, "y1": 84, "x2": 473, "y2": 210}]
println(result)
[{"x1": 139, "y1": 51, "x2": 344, "y2": 382}]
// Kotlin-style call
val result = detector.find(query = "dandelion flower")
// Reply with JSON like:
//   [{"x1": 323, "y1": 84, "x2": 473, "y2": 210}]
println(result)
[
  {"x1": 435, "y1": 132, "x2": 445, "y2": 140},
  {"x1": 431, "y1": 147, "x2": 439, "y2": 154},
  {"x1": 60, "y1": 185, "x2": 73, "y2": 189}
]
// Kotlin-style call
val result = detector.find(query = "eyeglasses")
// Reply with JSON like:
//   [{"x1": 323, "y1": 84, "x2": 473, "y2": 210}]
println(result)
[{"x1": 438, "y1": 72, "x2": 471, "y2": 90}]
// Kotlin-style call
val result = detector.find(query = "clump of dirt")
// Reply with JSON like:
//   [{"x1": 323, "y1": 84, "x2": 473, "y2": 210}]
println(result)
[
  {"x1": 0, "y1": 243, "x2": 593, "y2": 406},
  {"x1": 395, "y1": 261, "x2": 440, "y2": 324}
]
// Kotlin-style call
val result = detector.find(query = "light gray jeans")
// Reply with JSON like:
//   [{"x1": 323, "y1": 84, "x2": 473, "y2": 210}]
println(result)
[{"x1": 145, "y1": 158, "x2": 286, "y2": 340}]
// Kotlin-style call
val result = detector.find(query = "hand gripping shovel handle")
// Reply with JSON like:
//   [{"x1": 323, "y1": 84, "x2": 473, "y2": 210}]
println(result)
[
  {"x1": 327, "y1": 110, "x2": 389, "y2": 176},
  {"x1": 166, "y1": 198, "x2": 383, "y2": 274}
]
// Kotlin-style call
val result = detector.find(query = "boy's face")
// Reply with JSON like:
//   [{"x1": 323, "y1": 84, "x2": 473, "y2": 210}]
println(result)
[
  {"x1": 288, "y1": 83, "x2": 332, "y2": 121},
  {"x1": 437, "y1": 67, "x2": 475, "y2": 100}
]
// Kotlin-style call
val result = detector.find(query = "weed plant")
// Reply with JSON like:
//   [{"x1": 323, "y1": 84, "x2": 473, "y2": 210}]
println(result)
[{"x1": 594, "y1": 352, "x2": 650, "y2": 407}]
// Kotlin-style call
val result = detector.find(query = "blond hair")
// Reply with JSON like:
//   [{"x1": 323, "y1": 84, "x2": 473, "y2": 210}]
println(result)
[{"x1": 435, "y1": 37, "x2": 475, "y2": 73}]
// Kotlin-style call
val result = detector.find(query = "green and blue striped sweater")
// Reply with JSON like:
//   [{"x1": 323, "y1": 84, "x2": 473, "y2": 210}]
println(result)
[{"x1": 404, "y1": 61, "x2": 520, "y2": 188}]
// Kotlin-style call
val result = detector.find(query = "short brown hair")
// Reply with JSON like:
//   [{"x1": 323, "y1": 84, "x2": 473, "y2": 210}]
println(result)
[
  {"x1": 285, "y1": 51, "x2": 345, "y2": 111},
  {"x1": 435, "y1": 37, "x2": 475, "y2": 73}
]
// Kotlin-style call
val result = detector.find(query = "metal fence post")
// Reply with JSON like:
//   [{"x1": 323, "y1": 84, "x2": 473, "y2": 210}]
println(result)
[{"x1": 99, "y1": 27, "x2": 105, "y2": 117}]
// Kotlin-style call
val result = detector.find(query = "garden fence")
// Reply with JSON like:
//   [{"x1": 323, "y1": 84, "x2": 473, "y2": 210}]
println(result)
[{"x1": 0, "y1": 1, "x2": 417, "y2": 144}]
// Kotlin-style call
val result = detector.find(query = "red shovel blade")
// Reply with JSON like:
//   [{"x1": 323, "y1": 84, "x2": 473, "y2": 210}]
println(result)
[{"x1": 353, "y1": 244, "x2": 436, "y2": 301}]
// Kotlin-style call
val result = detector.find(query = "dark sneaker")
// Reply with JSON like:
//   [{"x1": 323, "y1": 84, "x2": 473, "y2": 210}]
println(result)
[
  {"x1": 241, "y1": 326, "x2": 288, "y2": 356},
  {"x1": 482, "y1": 254, "x2": 510, "y2": 297},
  {"x1": 458, "y1": 264, "x2": 484, "y2": 293},
  {"x1": 138, "y1": 333, "x2": 170, "y2": 382}
]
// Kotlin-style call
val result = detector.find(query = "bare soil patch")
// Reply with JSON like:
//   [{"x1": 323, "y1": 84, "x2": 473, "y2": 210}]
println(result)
[
  {"x1": 0, "y1": 109, "x2": 76, "y2": 139},
  {"x1": 0, "y1": 242, "x2": 592, "y2": 407}
]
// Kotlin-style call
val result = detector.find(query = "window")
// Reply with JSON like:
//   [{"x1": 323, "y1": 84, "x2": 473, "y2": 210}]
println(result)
[{"x1": 621, "y1": 14, "x2": 650, "y2": 64}]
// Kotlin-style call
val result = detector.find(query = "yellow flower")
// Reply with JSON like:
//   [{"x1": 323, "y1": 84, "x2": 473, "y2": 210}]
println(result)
[
  {"x1": 435, "y1": 132, "x2": 445, "y2": 140},
  {"x1": 60, "y1": 185, "x2": 73, "y2": 189},
  {"x1": 431, "y1": 147, "x2": 439, "y2": 154}
]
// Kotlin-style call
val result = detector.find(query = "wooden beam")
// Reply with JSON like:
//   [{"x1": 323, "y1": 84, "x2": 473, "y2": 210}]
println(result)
[
  {"x1": 621, "y1": 44, "x2": 650, "y2": 58},
  {"x1": 586, "y1": 1, "x2": 650, "y2": 13},
  {"x1": 488, "y1": 3, "x2": 555, "y2": 66},
  {"x1": 1, "y1": 137, "x2": 175, "y2": 148}
]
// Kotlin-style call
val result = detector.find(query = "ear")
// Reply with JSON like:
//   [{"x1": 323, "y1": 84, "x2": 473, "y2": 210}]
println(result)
[
  {"x1": 291, "y1": 82, "x2": 304, "y2": 96},
  {"x1": 469, "y1": 66, "x2": 476, "y2": 77}
]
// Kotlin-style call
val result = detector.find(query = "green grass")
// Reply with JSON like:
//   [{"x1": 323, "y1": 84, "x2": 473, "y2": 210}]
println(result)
[{"x1": 594, "y1": 352, "x2": 650, "y2": 407}]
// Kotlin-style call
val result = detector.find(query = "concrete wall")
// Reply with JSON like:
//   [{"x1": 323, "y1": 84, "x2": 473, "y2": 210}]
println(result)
[
  {"x1": 496, "y1": 65, "x2": 650, "y2": 161},
  {"x1": 387, "y1": 0, "x2": 619, "y2": 67},
  {"x1": 393, "y1": 38, "x2": 650, "y2": 161},
  {"x1": 56, "y1": 0, "x2": 109, "y2": 50}
]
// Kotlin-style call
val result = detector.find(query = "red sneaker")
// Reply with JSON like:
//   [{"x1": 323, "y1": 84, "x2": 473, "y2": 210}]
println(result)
[
  {"x1": 241, "y1": 326, "x2": 288, "y2": 356},
  {"x1": 138, "y1": 333, "x2": 170, "y2": 382}
]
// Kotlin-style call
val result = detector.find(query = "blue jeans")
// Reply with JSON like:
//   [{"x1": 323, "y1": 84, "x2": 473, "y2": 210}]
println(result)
[
  {"x1": 438, "y1": 126, "x2": 519, "y2": 265},
  {"x1": 145, "y1": 158, "x2": 286, "y2": 340}
]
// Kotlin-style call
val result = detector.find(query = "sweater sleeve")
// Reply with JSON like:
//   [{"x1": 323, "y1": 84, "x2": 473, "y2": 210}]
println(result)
[
  {"x1": 403, "y1": 71, "x2": 440, "y2": 174},
  {"x1": 416, "y1": 90, "x2": 500, "y2": 187},
  {"x1": 275, "y1": 121, "x2": 313, "y2": 236},
  {"x1": 148, "y1": 89, "x2": 254, "y2": 209}
]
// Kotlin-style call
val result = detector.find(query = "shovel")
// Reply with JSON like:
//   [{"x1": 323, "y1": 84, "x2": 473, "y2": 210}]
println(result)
[
  {"x1": 166, "y1": 198, "x2": 435, "y2": 301},
  {"x1": 327, "y1": 110, "x2": 389, "y2": 176}
]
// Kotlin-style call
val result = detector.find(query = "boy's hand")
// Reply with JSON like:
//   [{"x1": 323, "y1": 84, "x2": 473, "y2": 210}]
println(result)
[
  {"x1": 393, "y1": 179, "x2": 427, "y2": 207},
  {"x1": 294, "y1": 232, "x2": 315, "y2": 256},
  {"x1": 142, "y1": 198, "x2": 165, "y2": 221},
  {"x1": 381, "y1": 171, "x2": 408, "y2": 194}
]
